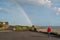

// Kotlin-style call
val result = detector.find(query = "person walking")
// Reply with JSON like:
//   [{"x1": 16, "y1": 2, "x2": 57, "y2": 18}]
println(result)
[{"x1": 47, "y1": 27, "x2": 51, "y2": 38}]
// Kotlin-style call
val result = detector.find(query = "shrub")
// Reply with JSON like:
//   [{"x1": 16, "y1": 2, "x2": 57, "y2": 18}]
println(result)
[
  {"x1": 0, "y1": 24, "x2": 3, "y2": 28},
  {"x1": 15, "y1": 26, "x2": 22, "y2": 31}
]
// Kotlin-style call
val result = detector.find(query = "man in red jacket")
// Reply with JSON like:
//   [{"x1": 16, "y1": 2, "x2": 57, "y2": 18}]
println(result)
[{"x1": 47, "y1": 27, "x2": 51, "y2": 37}]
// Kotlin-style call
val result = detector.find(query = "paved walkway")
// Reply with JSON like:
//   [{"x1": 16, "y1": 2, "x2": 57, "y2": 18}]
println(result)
[
  {"x1": 0, "y1": 30, "x2": 13, "y2": 32},
  {"x1": 0, "y1": 31, "x2": 60, "y2": 40}
]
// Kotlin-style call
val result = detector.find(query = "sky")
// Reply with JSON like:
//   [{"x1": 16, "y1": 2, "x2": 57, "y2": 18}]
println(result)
[{"x1": 0, "y1": 0, "x2": 60, "y2": 26}]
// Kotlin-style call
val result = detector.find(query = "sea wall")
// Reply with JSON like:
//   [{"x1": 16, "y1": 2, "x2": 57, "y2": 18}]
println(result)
[{"x1": 36, "y1": 28, "x2": 60, "y2": 35}]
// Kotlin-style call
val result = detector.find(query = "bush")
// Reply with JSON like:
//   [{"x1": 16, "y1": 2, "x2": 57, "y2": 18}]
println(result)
[
  {"x1": 15, "y1": 26, "x2": 29, "y2": 31},
  {"x1": 15, "y1": 26, "x2": 37, "y2": 31},
  {"x1": 22, "y1": 27, "x2": 27, "y2": 31},
  {"x1": 15, "y1": 26, "x2": 22, "y2": 31},
  {"x1": 29, "y1": 26, "x2": 36, "y2": 31},
  {"x1": 0, "y1": 24, "x2": 3, "y2": 28}
]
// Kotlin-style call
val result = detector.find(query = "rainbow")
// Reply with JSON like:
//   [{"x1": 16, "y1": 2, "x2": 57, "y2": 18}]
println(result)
[{"x1": 11, "y1": 0, "x2": 33, "y2": 26}]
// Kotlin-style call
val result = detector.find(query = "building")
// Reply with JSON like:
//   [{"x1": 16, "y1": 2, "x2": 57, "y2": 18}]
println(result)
[{"x1": 0, "y1": 22, "x2": 9, "y2": 30}]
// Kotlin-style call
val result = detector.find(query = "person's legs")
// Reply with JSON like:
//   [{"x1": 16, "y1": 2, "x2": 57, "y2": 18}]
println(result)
[{"x1": 48, "y1": 32, "x2": 50, "y2": 37}]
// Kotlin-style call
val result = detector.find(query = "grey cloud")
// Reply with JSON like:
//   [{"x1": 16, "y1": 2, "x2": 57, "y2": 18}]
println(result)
[
  {"x1": 16, "y1": 0, "x2": 52, "y2": 7},
  {"x1": 0, "y1": 8, "x2": 9, "y2": 13}
]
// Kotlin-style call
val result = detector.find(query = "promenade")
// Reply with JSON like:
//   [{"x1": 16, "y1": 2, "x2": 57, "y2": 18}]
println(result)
[{"x1": 0, "y1": 31, "x2": 60, "y2": 40}]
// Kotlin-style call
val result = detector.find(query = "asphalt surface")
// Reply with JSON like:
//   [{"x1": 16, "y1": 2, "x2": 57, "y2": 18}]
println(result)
[{"x1": 0, "y1": 31, "x2": 60, "y2": 40}]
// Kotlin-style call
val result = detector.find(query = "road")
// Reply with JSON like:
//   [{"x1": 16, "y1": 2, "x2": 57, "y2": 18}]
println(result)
[{"x1": 0, "y1": 31, "x2": 60, "y2": 40}]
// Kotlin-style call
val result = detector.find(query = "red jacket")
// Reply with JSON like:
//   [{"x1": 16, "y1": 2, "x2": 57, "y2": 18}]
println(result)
[{"x1": 47, "y1": 27, "x2": 51, "y2": 32}]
